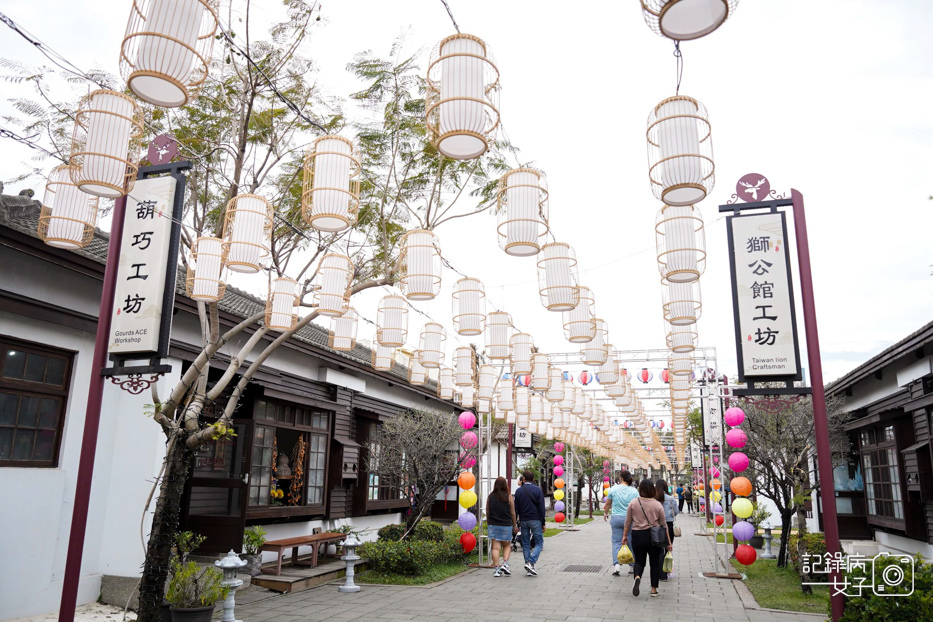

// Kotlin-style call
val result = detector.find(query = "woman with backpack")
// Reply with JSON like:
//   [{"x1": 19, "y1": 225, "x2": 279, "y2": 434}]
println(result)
[{"x1": 621, "y1": 479, "x2": 671, "y2": 597}]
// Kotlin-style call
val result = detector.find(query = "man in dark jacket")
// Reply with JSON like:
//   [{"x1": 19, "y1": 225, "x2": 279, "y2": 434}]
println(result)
[{"x1": 513, "y1": 470, "x2": 547, "y2": 576}]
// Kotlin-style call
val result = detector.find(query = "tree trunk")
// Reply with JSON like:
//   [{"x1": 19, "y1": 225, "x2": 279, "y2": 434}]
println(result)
[
  {"x1": 588, "y1": 480, "x2": 593, "y2": 519},
  {"x1": 795, "y1": 472, "x2": 813, "y2": 594},
  {"x1": 137, "y1": 435, "x2": 192, "y2": 622},
  {"x1": 777, "y1": 511, "x2": 794, "y2": 568}
]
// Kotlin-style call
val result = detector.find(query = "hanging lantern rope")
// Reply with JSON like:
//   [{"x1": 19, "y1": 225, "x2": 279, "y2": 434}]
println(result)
[
  {"x1": 264, "y1": 277, "x2": 300, "y2": 331},
  {"x1": 496, "y1": 167, "x2": 550, "y2": 257},
  {"x1": 301, "y1": 135, "x2": 361, "y2": 233},
  {"x1": 38, "y1": 164, "x2": 99, "y2": 250},
  {"x1": 647, "y1": 95, "x2": 714, "y2": 206}
]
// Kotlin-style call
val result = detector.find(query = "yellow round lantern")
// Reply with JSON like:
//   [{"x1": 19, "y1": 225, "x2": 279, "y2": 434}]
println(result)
[
  {"x1": 554, "y1": 478, "x2": 565, "y2": 489},
  {"x1": 710, "y1": 490, "x2": 722, "y2": 503},
  {"x1": 553, "y1": 489, "x2": 565, "y2": 501},
  {"x1": 733, "y1": 497, "x2": 753, "y2": 519},
  {"x1": 459, "y1": 489, "x2": 478, "y2": 509}
]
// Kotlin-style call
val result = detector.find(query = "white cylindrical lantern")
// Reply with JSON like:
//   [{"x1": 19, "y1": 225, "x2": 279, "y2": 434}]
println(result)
[
  {"x1": 372, "y1": 344, "x2": 395, "y2": 371},
  {"x1": 485, "y1": 311, "x2": 512, "y2": 360},
  {"x1": 506, "y1": 411, "x2": 516, "y2": 424},
  {"x1": 517, "y1": 413, "x2": 529, "y2": 430},
  {"x1": 597, "y1": 345, "x2": 620, "y2": 385},
  {"x1": 529, "y1": 393, "x2": 544, "y2": 422},
  {"x1": 265, "y1": 277, "x2": 299, "y2": 331},
  {"x1": 531, "y1": 353, "x2": 551, "y2": 391},
  {"x1": 437, "y1": 367, "x2": 455, "y2": 400},
  {"x1": 376, "y1": 295, "x2": 408, "y2": 347},
  {"x1": 418, "y1": 322, "x2": 446, "y2": 368},
  {"x1": 477, "y1": 398, "x2": 492, "y2": 415},
  {"x1": 496, "y1": 167, "x2": 549, "y2": 256},
  {"x1": 669, "y1": 352, "x2": 694, "y2": 377},
  {"x1": 662, "y1": 280, "x2": 702, "y2": 326},
  {"x1": 572, "y1": 388, "x2": 586, "y2": 416},
  {"x1": 120, "y1": 0, "x2": 218, "y2": 107},
  {"x1": 302, "y1": 135, "x2": 360, "y2": 232},
  {"x1": 647, "y1": 95, "x2": 714, "y2": 206},
  {"x1": 656, "y1": 204, "x2": 706, "y2": 283},
  {"x1": 222, "y1": 194, "x2": 272, "y2": 273},
  {"x1": 459, "y1": 385, "x2": 475, "y2": 408},
  {"x1": 185, "y1": 236, "x2": 226, "y2": 302},
  {"x1": 559, "y1": 381, "x2": 575, "y2": 412},
  {"x1": 453, "y1": 346, "x2": 475, "y2": 387},
  {"x1": 69, "y1": 90, "x2": 144, "y2": 198},
  {"x1": 452, "y1": 277, "x2": 486, "y2": 336},
  {"x1": 426, "y1": 34, "x2": 500, "y2": 160},
  {"x1": 606, "y1": 378, "x2": 628, "y2": 400},
  {"x1": 328, "y1": 308, "x2": 359, "y2": 351},
  {"x1": 408, "y1": 353, "x2": 427, "y2": 385},
  {"x1": 546, "y1": 368, "x2": 565, "y2": 403},
  {"x1": 509, "y1": 333, "x2": 534, "y2": 376},
  {"x1": 640, "y1": 0, "x2": 739, "y2": 41},
  {"x1": 38, "y1": 165, "x2": 99, "y2": 250},
  {"x1": 478, "y1": 365, "x2": 497, "y2": 400},
  {"x1": 314, "y1": 254, "x2": 353, "y2": 317},
  {"x1": 537, "y1": 242, "x2": 579, "y2": 312},
  {"x1": 580, "y1": 319, "x2": 609, "y2": 366},
  {"x1": 398, "y1": 229, "x2": 441, "y2": 301},
  {"x1": 667, "y1": 326, "x2": 698, "y2": 353},
  {"x1": 562, "y1": 285, "x2": 595, "y2": 343},
  {"x1": 498, "y1": 379, "x2": 515, "y2": 411},
  {"x1": 514, "y1": 386, "x2": 530, "y2": 416}
]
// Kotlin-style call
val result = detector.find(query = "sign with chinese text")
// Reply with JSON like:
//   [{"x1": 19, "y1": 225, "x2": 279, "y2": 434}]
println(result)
[
  {"x1": 689, "y1": 440, "x2": 703, "y2": 466},
  {"x1": 726, "y1": 211, "x2": 802, "y2": 382},
  {"x1": 514, "y1": 427, "x2": 532, "y2": 450},
  {"x1": 108, "y1": 176, "x2": 178, "y2": 355},
  {"x1": 701, "y1": 392, "x2": 722, "y2": 447}
]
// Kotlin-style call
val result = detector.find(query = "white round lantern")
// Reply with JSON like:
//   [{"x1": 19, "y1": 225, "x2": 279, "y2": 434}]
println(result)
[
  {"x1": 69, "y1": 90, "x2": 144, "y2": 198},
  {"x1": 509, "y1": 333, "x2": 534, "y2": 376},
  {"x1": 537, "y1": 242, "x2": 579, "y2": 312},
  {"x1": 314, "y1": 254, "x2": 353, "y2": 317},
  {"x1": 453, "y1": 346, "x2": 475, "y2": 387},
  {"x1": 597, "y1": 345, "x2": 620, "y2": 385},
  {"x1": 581, "y1": 319, "x2": 609, "y2": 366},
  {"x1": 662, "y1": 280, "x2": 702, "y2": 326},
  {"x1": 399, "y1": 229, "x2": 442, "y2": 301},
  {"x1": 452, "y1": 277, "x2": 486, "y2": 336},
  {"x1": 408, "y1": 353, "x2": 427, "y2": 385},
  {"x1": 478, "y1": 365, "x2": 497, "y2": 401},
  {"x1": 222, "y1": 194, "x2": 273, "y2": 273},
  {"x1": 376, "y1": 295, "x2": 408, "y2": 347},
  {"x1": 496, "y1": 167, "x2": 549, "y2": 256},
  {"x1": 302, "y1": 135, "x2": 361, "y2": 232},
  {"x1": 640, "y1": 0, "x2": 739, "y2": 41},
  {"x1": 656, "y1": 204, "x2": 706, "y2": 283},
  {"x1": 372, "y1": 344, "x2": 395, "y2": 372},
  {"x1": 485, "y1": 311, "x2": 512, "y2": 360},
  {"x1": 328, "y1": 308, "x2": 359, "y2": 351},
  {"x1": 647, "y1": 95, "x2": 714, "y2": 206},
  {"x1": 563, "y1": 285, "x2": 596, "y2": 343},
  {"x1": 265, "y1": 277, "x2": 299, "y2": 331},
  {"x1": 418, "y1": 322, "x2": 446, "y2": 368},
  {"x1": 437, "y1": 367, "x2": 455, "y2": 400},
  {"x1": 185, "y1": 236, "x2": 226, "y2": 302},
  {"x1": 120, "y1": 0, "x2": 219, "y2": 107},
  {"x1": 666, "y1": 326, "x2": 698, "y2": 353},
  {"x1": 38, "y1": 165, "x2": 99, "y2": 250},
  {"x1": 531, "y1": 353, "x2": 551, "y2": 391},
  {"x1": 426, "y1": 33, "x2": 500, "y2": 160}
]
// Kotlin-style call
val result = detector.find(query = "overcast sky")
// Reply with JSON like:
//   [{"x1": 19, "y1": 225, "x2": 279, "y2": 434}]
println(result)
[{"x1": 2, "y1": 0, "x2": 932, "y2": 418}]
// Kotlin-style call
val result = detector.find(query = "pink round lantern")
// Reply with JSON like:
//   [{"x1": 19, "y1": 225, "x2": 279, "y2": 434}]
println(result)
[
  {"x1": 553, "y1": 455, "x2": 564, "y2": 466},
  {"x1": 726, "y1": 428, "x2": 748, "y2": 449},
  {"x1": 458, "y1": 411, "x2": 476, "y2": 430},
  {"x1": 636, "y1": 368, "x2": 653, "y2": 383},
  {"x1": 460, "y1": 431, "x2": 478, "y2": 449},
  {"x1": 724, "y1": 407, "x2": 746, "y2": 427},
  {"x1": 578, "y1": 370, "x2": 593, "y2": 385},
  {"x1": 554, "y1": 442, "x2": 565, "y2": 453},
  {"x1": 728, "y1": 452, "x2": 749, "y2": 473},
  {"x1": 459, "y1": 454, "x2": 476, "y2": 469},
  {"x1": 713, "y1": 455, "x2": 719, "y2": 464},
  {"x1": 603, "y1": 476, "x2": 610, "y2": 482},
  {"x1": 710, "y1": 467, "x2": 720, "y2": 478},
  {"x1": 603, "y1": 460, "x2": 610, "y2": 467},
  {"x1": 553, "y1": 465, "x2": 564, "y2": 477}
]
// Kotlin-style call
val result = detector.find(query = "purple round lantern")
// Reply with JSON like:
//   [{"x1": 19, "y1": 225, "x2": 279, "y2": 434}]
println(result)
[
  {"x1": 713, "y1": 502, "x2": 723, "y2": 513},
  {"x1": 729, "y1": 452, "x2": 749, "y2": 473},
  {"x1": 458, "y1": 411, "x2": 476, "y2": 430},
  {"x1": 458, "y1": 511, "x2": 477, "y2": 531},
  {"x1": 726, "y1": 428, "x2": 748, "y2": 449},
  {"x1": 554, "y1": 501, "x2": 565, "y2": 512},
  {"x1": 724, "y1": 407, "x2": 746, "y2": 428},
  {"x1": 732, "y1": 521, "x2": 755, "y2": 542},
  {"x1": 460, "y1": 431, "x2": 478, "y2": 449}
]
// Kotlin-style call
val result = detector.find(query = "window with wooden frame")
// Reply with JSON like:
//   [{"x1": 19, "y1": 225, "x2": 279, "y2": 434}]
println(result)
[
  {"x1": 0, "y1": 336, "x2": 73, "y2": 468},
  {"x1": 360, "y1": 420, "x2": 406, "y2": 510},
  {"x1": 859, "y1": 424, "x2": 904, "y2": 527}
]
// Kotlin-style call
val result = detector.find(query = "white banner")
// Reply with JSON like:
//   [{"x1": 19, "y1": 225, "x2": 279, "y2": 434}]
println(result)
[
  {"x1": 701, "y1": 393, "x2": 722, "y2": 447},
  {"x1": 109, "y1": 177, "x2": 177, "y2": 354},
  {"x1": 729, "y1": 211, "x2": 800, "y2": 379}
]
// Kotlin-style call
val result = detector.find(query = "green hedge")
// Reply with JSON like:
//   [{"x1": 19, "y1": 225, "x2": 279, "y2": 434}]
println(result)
[
  {"x1": 376, "y1": 520, "x2": 446, "y2": 543},
  {"x1": 839, "y1": 554, "x2": 933, "y2": 622},
  {"x1": 788, "y1": 532, "x2": 827, "y2": 578},
  {"x1": 363, "y1": 525, "x2": 467, "y2": 576}
]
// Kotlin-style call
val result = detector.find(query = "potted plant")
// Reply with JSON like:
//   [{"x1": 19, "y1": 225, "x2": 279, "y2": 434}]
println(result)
[
  {"x1": 747, "y1": 501, "x2": 770, "y2": 549},
  {"x1": 166, "y1": 557, "x2": 228, "y2": 622},
  {"x1": 242, "y1": 526, "x2": 267, "y2": 577}
]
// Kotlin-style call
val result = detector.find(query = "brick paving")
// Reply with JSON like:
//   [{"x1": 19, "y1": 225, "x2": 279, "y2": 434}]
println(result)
[{"x1": 234, "y1": 513, "x2": 827, "y2": 622}]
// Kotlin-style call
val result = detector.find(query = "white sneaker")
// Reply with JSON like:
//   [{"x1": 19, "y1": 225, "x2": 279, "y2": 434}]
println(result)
[{"x1": 612, "y1": 563, "x2": 621, "y2": 576}]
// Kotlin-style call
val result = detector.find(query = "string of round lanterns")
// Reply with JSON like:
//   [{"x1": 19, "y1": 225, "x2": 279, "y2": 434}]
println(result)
[
  {"x1": 724, "y1": 406, "x2": 756, "y2": 566},
  {"x1": 457, "y1": 411, "x2": 479, "y2": 552},
  {"x1": 552, "y1": 446, "x2": 566, "y2": 522}
]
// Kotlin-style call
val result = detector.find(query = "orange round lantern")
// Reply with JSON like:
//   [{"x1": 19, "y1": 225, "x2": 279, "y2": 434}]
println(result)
[
  {"x1": 603, "y1": 481, "x2": 610, "y2": 489},
  {"x1": 457, "y1": 471, "x2": 476, "y2": 490},
  {"x1": 730, "y1": 476, "x2": 752, "y2": 497},
  {"x1": 554, "y1": 478, "x2": 565, "y2": 489},
  {"x1": 711, "y1": 479, "x2": 722, "y2": 490}
]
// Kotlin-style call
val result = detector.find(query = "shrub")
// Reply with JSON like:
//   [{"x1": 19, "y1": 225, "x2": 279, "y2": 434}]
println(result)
[
  {"x1": 377, "y1": 523, "x2": 407, "y2": 542},
  {"x1": 166, "y1": 558, "x2": 228, "y2": 608},
  {"x1": 788, "y1": 532, "x2": 827, "y2": 576},
  {"x1": 839, "y1": 554, "x2": 933, "y2": 621},
  {"x1": 363, "y1": 524, "x2": 470, "y2": 575},
  {"x1": 242, "y1": 526, "x2": 267, "y2": 555},
  {"x1": 413, "y1": 520, "x2": 445, "y2": 542}
]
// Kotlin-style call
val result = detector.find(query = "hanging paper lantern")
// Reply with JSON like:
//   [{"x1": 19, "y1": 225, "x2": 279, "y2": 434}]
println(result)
[
  {"x1": 408, "y1": 353, "x2": 427, "y2": 385},
  {"x1": 655, "y1": 204, "x2": 706, "y2": 283},
  {"x1": 554, "y1": 501, "x2": 565, "y2": 512},
  {"x1": 667, "y1": 326, "x2": 699, "y2": 353},
  {"x1": 120, "y1": 0, "x2": 220, "y2": 107},
  {"x1": 554, "y1": 442, "x2": 565, "y2": 453},
  {"x1": 658, "y1": 421, "x2": 665, "y2": 429},
  {"x1": 562, "y1": 372, "x2": 574, "y2": 382},
  {"x1": 554, "y1": 512, "x2": 566, "y2": 523},
  {"x1": 312, "y1": 253, "x2": 353, "y2": 316},
  {"x1": 531, "y1": 353, "x2": 552, "y2": 391},
  {"x1": 328, "y1": 307, "x2": 359, "y2": 351},
  {"x1": 578, "y1": 371, "x2": 593, "y2": 386},
  {"x1": 553, "y1": 466, "x2": 564, "y2": 477},
  {"x1": 623, "y1": 420, "x2": 633, "y2": 429},
  {"x1": 597, "y1": 347, "x2": 620, "y2": 385},
  {"x1": 460, "y1": 454, "x2": 476, "y2": 469},
  {"x1": 732, "y1": 497, "x2": 753, "y2": 519},
  {"x1": 537, "y1": 242, "x2": 579, "y2": 312},
  {"x1": 418, "y1": 323, "x2": 447, "y2": 369},
  {"x1": 659, "y1": 368, "x2": 670, "y2": 384},
  {"x1": 714, "y1": 515, "x2": 724, "y2": 527},
  {"x1": 458, "y1": 411, "x2": 477, "y2": 430},
  {"x1": 459, "y1": 489, "x2": 478, "y2": 509},
  {"x1": 713, "y1": 502, "x2": 723, "y2": 513},
  {"x1": 711, "y1": 479, "x2": 722, "y2": 490},
  {"x1": 426, "y1": 33, "x2": 500, "y2": 160},
  {"x1": 185, "y1": 236, "x2": 225, "y2": 302},
  {"x1": 729, "y1": 452, "x2": 749, "y2": 473},
  {"x1": 580, "y1": 319, "x2": 609, "y2": 366},
  {"x1": 553, "y1": 455, "x2": 564, "y2": 466},
  {"x1": 223, "y1": 194, "x2": 273, "y2": 273},
  {"x1": 460, "y1": 532, "x2": 477, "y2": 553},
  {"x1": 663, "y1": 281, "x2": 702, "y2": 326},
  {"x1": 710, "y1": 490, "x2": 722, "y2": 503},
  {"x1": 509, "y1": 333, "x2": 534, "y2": 376},
  {"x1": 376, "y1": 295, "x2": 408, "y2": 347},
  {"x1": 640, "y1": 0, "x2": 739, "y2": 42},
  {"x1": 635, "y1": 368, "x2": 653, "y2": 384},
  {"x1": 733, "y1": 521, "x2": 755, "y2": 542},
  {"x1": 452, "y1": 277, "x2": 486, "y2": 336},
  {"x1": 735, "y1": 544, "x2": 757, "y2": 566},
  {"x1": 724, "y1": 407, "x2": 746, "y2": 427},
  {"x1": 647, "y1": 95, "x2": 715, "y2": 205},
  {"x1": 301, "y1": 135, "x2": 361, "y2": 232},
  {"x1": 603, "y1": 476, "x2": 611, "y2": 482},
  {"x1": 460, "y1": 431, "x2": 478, "y2": 449},
  {"x1": 710, "y1": 467, "x2": 720, "y2": 478},
  {"x1": 553, "y1": 489, "x2": 564, "y2": 501},
  {"x1": 496, "y1": 167, "x2": 549, "y2": 256},
  {"x1": 515, "y1": 374, "x2": 531, "y2": 388},
  {"x1": 554, "y1": 478, "x2": 565, "y2": 489},
  {"x1": 458, "y1": 511, "x2": 477, "y2": 531},
  {"x1": 399, "y1": 229, "x2": 442, "y2": 301},
  {"x1": 264, "y1": 277, "x2": 300, "y2": 331},
  {"x1": 713, "y1": 455, "x2": 720, "y2": 464},
  {"x1": 485, "y1": 310, "x2": 512, "y2": 360},
  {"x1": 454, "y1": 347, "x2": 476, "y2": 387},
  {"x1": 602, "y1": 481, "x2": 610, "y2": 489},
  {"x1": 730, "y1": 476, "x2": 752, "y2": 497},
  {"x1": 437, "y1": 368, "x2": 455, "y2": 400},
  {"x1": 726, "y1": 428, "x2": 748, "y2": 449},
  {"x1": 563, "y1": 285, "x2": 596, "y2": 343}
]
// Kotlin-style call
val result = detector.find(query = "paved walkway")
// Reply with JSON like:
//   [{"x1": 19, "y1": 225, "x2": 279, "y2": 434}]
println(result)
[{"x1": 235, "y1": 513, "x2": 826, "y2": 622}]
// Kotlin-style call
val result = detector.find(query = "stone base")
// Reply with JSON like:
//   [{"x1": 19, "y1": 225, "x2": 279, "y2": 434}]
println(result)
[{"x1": 99, "y1": 574, "x2": 141, "y2": 610}]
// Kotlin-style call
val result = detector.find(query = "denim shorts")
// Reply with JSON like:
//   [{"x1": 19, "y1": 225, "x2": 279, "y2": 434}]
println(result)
[{"x1": 488, "y1": 524, "x2": 513, "y2": 542}]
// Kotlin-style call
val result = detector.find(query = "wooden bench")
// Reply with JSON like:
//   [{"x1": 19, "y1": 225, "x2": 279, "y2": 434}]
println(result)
[{"x1": 260, "y1": 532, "x2": 347, "y2": 576}]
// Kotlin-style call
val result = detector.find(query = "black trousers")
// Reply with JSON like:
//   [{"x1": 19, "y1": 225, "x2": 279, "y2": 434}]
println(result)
[
  {"x1": 630, "y1": 529, "x2": 664, "y2": 589},
  {"x1": 678, "y1": 498, "x2": 685, "y2": 512}
]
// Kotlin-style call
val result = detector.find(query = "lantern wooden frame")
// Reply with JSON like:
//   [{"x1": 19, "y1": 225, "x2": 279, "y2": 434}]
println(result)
[
  {"x1": 452, "y1": 277, "x2": 486, "y2": 336},
  {"x1": 496, "y1": 167, "x2": 550, "y2": 257},
  {"x1": 408, "y1": 353, "x2": 427, "y2": 385},
  {"x1": 425, "y1": 33, "x2": 500, "y2": 160},
  {"x1": 537, "y1": 242, "x2": 579, "y2": 312},
  {"x1": 669, "y1": 351, "x2": 695, "y2": 377},
  {"x1": 667, "y1": 326, "x2": 698, "y2": 353},
  {"x1": 514, "y1": 386, "x2": 530, "y2": 416},
  {"x1": 453, "y1": 346, "x2": 476, "y2": 387},
  {"x1": 376, "y1": 295, "x2": 408, "y2": 347},
  {"x1": 580, "y1": 319, "x2": 609, "y2": 366},
  {"x1": 572, "y1": 388, "x2": 586, "y2": 416},
  {"x1": 458, "y1": 385, "x2": 475, "y2": 408},
  {"x1": 477, "y1": 397, "x2": 492, "y2": 415},
  {"x1": 531, "y1": 353, "x2": 551, "y2": 391},
  {"x1": 314, "y1": 253, "x2": 353, "y2": 317},
  {"x1": 222, "y1": 194, "x2": 273, "y2": 273},
  {"x1": 647, "y1": 95, "x2": 714, "y2": 206},
  {"x1": 38, "y1": 165, "x2": 99, "y2": 250},
  {"x1": 559, "y1": 381, "x2": 575, "y2": 412},
  {"x1": 478, "y1": 365, "x2": 497, "y2": 401},
  {"x1": 185, "y1": 236, "x2": 226, "y2": 302},
  {"x1": 328, "y1": 308, "x2": 359, "y2": 351},
  {"x1": 640, "y1": 0, "x2": 739, "y2": 41},
  {"x1": 509, "y1": 333, "x2": 534, "y2": 376},
  {"x1": 485, "y1": 311, "x2": 512, "y2": 360},
  {"x1": 120, "y1": 0, "x2": 219, "y2": 107},
  {"x1": 498, "y1": 378, "x2": 515, "y2": 411},
  {"x1": 597, "y1": 345, "x2": 620, "y2": 385},
  {"x1": 301, "y1": 135, "x2": 361, "y2": 233},
  {"x1": 418, "y1": 322, "x2": 446, "y2": 368},
  {"x1": 662, "y1": 280, "x2": 702, "y2": 326},
  {"x1": 656, "y1": 204, "x2": 706, "y2": 283},
  {"x1": 264, "y1": 277, "x2": 300, "y2": 331},
  {"x1": 69, "y1": 90, "x2": 144, "y2": 198},
  {"x1": 398, "y1": 229, "x2": 442, "y2": 301},
  {"x1": 437, "y1": 367, "x2": 455, "y2": 400},
  {"x1": 372, "y1": 344, "x2": 396, "y2": 372},
  {"x1": 529, "y1": 393, "x2": 545, "y2": 422},
  {"x1": 563, "y1": 285, "x2": 596, "y2": 343}
]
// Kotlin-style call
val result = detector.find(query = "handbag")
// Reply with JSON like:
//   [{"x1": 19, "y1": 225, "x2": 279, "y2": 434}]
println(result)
[
  {"x1": 673, "y1": 525, "x2": 682, "y2": 538},
  {"x1": 638, "y1": 499, "x2": 669, "y2": 549}
]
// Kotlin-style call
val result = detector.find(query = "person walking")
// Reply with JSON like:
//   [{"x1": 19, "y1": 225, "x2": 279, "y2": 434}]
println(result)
[
  {"x1": 622, "y1": 479, "x2": 671, "y2": 597},
  {"x1": 486, "y1": 476, "x2": 518, "y2": 577},
  {"x1": 603, "y1": 470, "x2": 638, "y2": 576},
  {"x1": 513, "y1": 470, "x2": 546, "y2": 576},
  {"x1": 655, "y1": 479, "x2": 678, "y2": 581},
  {"x1": 683, "y1": 485, "x2": 693, "y2": 515},
  {"x1": 676, "y1": 482, "x2": 685, "y2": 514}
]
